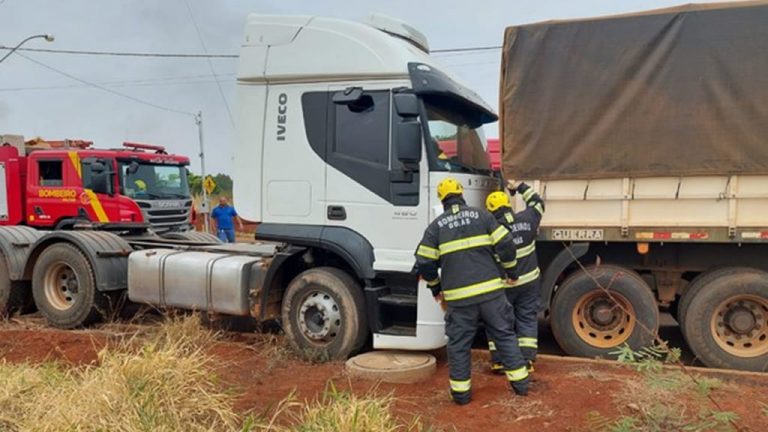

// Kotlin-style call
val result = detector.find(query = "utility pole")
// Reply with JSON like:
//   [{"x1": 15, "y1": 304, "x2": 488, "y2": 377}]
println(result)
[{"x1": 195, "y1": 111, "x2": 210, "y2": 233}]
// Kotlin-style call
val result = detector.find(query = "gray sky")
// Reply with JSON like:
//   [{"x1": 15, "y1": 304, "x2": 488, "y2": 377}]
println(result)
[{"x1": 0, "y1": 0, "x2": 730, "y2": 174}]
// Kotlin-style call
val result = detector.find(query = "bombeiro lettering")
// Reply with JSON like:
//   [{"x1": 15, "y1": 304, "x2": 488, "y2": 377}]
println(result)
[{"x1": 277, "y1": 93, "x2": 288, "y2": 141}]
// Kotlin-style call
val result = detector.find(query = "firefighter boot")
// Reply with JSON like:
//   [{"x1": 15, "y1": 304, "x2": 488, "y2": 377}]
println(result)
[{"x1": 510, "y1": 377, "x2": 530, "y2": 396}]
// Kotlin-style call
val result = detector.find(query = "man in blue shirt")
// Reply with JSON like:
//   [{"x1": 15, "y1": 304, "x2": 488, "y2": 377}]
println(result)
[{"x1": 210, "y1": 197, "x2": 243, "y2": 243}]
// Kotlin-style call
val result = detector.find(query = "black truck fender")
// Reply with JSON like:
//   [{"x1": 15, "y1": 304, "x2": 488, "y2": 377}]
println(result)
[
  {"x1": 0, "y1": 226, "x2": 45, "y2": 281},
  {"x1": 540, "y1": 242, "x2": 590, "y2": 312},
  {"x1": 23, "y1": 231, "x2": 133, "y2": 292}
]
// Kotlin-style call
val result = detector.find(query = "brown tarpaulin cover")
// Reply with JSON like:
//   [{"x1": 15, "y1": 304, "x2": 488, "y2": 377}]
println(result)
[{"x1": 500, "y1": 1, "x2": 768, "y2": 180}]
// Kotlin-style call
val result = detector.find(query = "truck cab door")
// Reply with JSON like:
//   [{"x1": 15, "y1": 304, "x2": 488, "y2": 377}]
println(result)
[
  {"x1": 324, "y1": 86, "x2": 428, "y2": 272},
  {"x1": 79, "y1": 157, "x2": 118, "y2": 224},
  {"x1": 26, "y1": 156, "x2": 77, "y2": 227}
]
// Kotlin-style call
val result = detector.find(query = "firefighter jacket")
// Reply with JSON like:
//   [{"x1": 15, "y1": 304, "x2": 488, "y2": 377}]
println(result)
[
  {"x1": 493, "y1": 182, "x2": 545, "y2": 287},
  {"x1": 415, "y1": 197, "x2": 518, "y2": 307}
]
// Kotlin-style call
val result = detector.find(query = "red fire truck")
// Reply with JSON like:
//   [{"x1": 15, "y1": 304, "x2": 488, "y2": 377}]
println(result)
[{"x1": 0, "y1": 134, "x2": 217, "y2": 328}]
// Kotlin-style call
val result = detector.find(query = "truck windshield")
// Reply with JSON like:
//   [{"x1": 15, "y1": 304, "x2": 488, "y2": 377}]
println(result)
[
  {"x1": 424, "y1": 102, "x2": 491, "y2": 174},
  {"x1": 118, "y1": 162, "x2": 190, "y2": 199}
]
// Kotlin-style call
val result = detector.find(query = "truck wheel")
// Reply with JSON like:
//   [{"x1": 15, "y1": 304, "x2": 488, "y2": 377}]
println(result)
[
  {"x1": 32, "y1": 243, "x2": 111, "y2": 328},
  {"x1": 682, "y1": 270, "x2": 768, "y2": 371},
  {"x1": 551, "y1": 265, "x2": 659, "y2": 358},
  {"x1": 281, "y1": 267, "x2": 368, "y2": 361},
  {"x1": 0, "y1": 256, "x2": 32, "y2": 317},
  {"x1": 678, "y1": 267, "x2": 761, "y2": 340}
]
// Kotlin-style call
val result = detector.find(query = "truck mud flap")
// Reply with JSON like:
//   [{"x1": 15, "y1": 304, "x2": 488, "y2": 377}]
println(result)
[{"x1": 0, "y1": 226, "x2": 45, "y2": 281}]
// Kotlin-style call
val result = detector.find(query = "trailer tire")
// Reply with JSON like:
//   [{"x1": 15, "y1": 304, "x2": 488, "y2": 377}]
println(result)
[
  {"x1": 0, "y1": 256, "x2": 32, "y2": 317},
  {"x1": 281, "y1": 267, "x2": 368, "y2": 361},
  {"x1": 683, "y1": 270, "x2": 768, "y2": 371},
  {"x1": 32, "y1": 243, "x2": 111, "y2": 328},
  {"x1": 551, "y1": 264, "x2": 659, "y2": 359},
  {"x1": 678, "y1": 267, "x2": 761, "y2": 341}
]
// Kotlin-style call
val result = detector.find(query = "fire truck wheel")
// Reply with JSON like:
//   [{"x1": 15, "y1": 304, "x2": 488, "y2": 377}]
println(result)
[
  {"x1": 683, "y1": 270, "x2": 768, "y2": 371},
  {"x1": 282, "y1": 267, "x2": 368, "y2": 361},
  {"x1": 678, "y1": 267, "x2": 761, "y2": 341},
  {"x1": 32, "y1": 243, "x2": 111, "y2": 329},
  {"x1": 0, "y1": 256, "x2": 32, "y2": 317},
  {"x1": 551, "y1": 264, "x2": 659, "y2": 359}
]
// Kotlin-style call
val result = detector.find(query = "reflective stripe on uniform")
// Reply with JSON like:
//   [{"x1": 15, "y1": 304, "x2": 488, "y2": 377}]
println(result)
[
  {"x1": 426, "y1": 278, "x2": 441, "y2": 287},
  {"x1": 511, "y1": 267, "x2": 541, "y2": 287},
  {"x1": 521, "y1": 188, "x2": 535, "y2": 201},
  {"x1": 438, "y1": 234, "x2": 492, "y2": 256},
  {"x1": 488, "y1": 341, "x2": 496, "y2": 351},
  {"x1": 506, "y1": 366, "x2": 529, "y2": 382},
  {"x1": 450, "y1": 378, "x2": 471, "y2": 393},
  {"x1": 443, "y1": 277, "x2": 505, "y2": 302},
  {"x1": 490, "y1": 225, "x2": 509, "y2": 245},
  {"x1": 518, "y1": 337, "x2": 538, "y2": 349},
  {"x1": 516, "y1": 242, "x2": 536, "y2": 259},
  {"x1": 505, "y1": 212, "x2": 514, "y2": 224},
  {"x1": 417, "y1": 245, "x2": 440, "y2": 260},
  {"x1": 501, "y1": 259, "x2": 517, "y2": 269},
  {"x1": 534, "y1": 203, "x2": 544, "y2": 214}
]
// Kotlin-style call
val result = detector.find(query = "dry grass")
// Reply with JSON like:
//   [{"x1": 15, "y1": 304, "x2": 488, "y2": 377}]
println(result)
[
  {"x1": 252, "y1": 382, "x2": 426, "y2": 432},
  {"x1": 0, "y1": 315, "x2": 244, "y2": 432}
]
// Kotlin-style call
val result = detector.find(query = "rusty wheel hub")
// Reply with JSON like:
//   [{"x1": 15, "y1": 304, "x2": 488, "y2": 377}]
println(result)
[
  {"x1": 572, "y1": 291, "x2": 635, "y2": 348},
  {"x1": 711, "y1": 295, "x2": 768, "y2": 358}
]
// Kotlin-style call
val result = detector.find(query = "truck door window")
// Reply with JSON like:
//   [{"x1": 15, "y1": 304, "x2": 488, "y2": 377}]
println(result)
[
  {"x1": 334, "y1": 92, "x2": 389, "y2": 166},
  {"x1": 38, "y1": 160, "x2": 63, "y2": 186},
  {"x1": 424, "y1": 102, "x2": 491, "y2": 174}
]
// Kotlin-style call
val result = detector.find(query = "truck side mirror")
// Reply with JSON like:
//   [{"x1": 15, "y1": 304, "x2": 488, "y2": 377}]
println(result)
[
  {"x1": 394, "y1": 93, "x2": 419, "y2": 117},
  {"x1": 91, "y1": 171, "x2": 112, "y2": 196},
  {"x1": 91, "y1": 161, "x2": 106, "y2": 174},
  {"x1": 127, "y1": 161, "x2": 139, "y2": 175},
  {"x1": 397, "y1": 121, "x2": 422, "y2": 164}
]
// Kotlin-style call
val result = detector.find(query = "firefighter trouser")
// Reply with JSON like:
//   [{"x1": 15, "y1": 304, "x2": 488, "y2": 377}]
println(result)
[
  {"x1": 488, "y1": 280, "x2": 541, "y2": 364},
  {"x1": 446, "y1": 295, "x2": 529, "y2": 403}
]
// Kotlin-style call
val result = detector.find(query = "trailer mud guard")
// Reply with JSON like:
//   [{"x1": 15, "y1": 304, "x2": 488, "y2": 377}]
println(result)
[
  {"x1": 24, "y1": 231, "x2": 132, "y2": 292},
  {"x1": 540, "y1": 242, "x2": 589, "y2": 312},
  {"x1": 0, "y1": 226, "x2": 45, "y2": 281}
]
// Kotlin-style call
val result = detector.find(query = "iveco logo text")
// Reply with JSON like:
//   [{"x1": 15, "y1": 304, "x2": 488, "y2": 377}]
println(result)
[{"x1": 276, "y1": 93, "x2": 287, "y2": 141}]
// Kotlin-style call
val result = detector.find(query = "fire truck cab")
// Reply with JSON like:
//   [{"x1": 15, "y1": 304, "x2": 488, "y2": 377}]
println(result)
[{"x1": 0, "y1": 136, "x2": 193, "y2": 233}]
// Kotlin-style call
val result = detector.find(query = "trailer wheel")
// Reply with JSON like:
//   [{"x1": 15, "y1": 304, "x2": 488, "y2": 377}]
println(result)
[
  {"x1": 0, "y1": 256, "x2": 32, "y2": 317},
  {"x1": 551, "y1": 265, "x2": 659, "y2": 358},
  {"x1": 32, "y1": 243, "x2": 111, "y2": 328},
  {"x1": 682, "y1": 270, "x2": 768, "y2": 371},
  {"x1": 678, "y1": 267, "x2": 761, "y2": 340},
  {"x1": 281, "y1": 267, "x2": 368, "y2": 361}
]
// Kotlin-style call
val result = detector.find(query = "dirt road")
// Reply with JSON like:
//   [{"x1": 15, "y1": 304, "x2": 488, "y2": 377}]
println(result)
[{"x1": 1, "y1": 319, "x2": 766, "y2": 431}]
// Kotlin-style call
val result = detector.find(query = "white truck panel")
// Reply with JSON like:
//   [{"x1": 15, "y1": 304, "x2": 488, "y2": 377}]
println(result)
[
  {"x1": 522, "y1": 175, "x2": 768, "y2": 230},
  {"x1": 0, "y1": 162, "x2": 7, "y2": 221}
]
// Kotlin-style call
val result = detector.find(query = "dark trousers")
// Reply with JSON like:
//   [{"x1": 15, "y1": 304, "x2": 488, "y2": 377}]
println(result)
[
  {"x1": 446, "y1": 294, "x2": 529, "y2": 403},
  {"x1": 488, "y1": 280, "x2": 540, "y2": 364}
]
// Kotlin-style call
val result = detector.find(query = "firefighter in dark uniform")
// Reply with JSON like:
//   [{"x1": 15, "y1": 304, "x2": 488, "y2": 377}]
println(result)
[
  {"x1": 485, "y1": 182, "x2": 545, "y2": 373},
  {"x1": 415, "y1": 177, "x2": 530, "y2": 404}
]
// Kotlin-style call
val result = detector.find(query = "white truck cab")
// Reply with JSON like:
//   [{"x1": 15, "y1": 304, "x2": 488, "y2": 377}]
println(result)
[
  {"x1": 128, "y1": 14, "x2": 498, "y2": 360},
  {"x1": 234, "y1": 15, "x2": 498, "y2": 352}
]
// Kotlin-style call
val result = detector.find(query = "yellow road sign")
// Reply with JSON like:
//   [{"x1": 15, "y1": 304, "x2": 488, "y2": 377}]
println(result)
[{"x1": 203, "y1": 176, "x2": 216, "y2": 195}]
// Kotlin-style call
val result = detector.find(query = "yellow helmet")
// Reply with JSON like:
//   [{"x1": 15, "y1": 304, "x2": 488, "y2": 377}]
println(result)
[
  {"x1": 134, "y1": 179, "x2": 147, "y2": 191},
  {"x1": 486, "y1": 191, "x2": 511, "y2": 212},
  {"x1": 436, "y1": 177, "x2": 464, "y2": 201}
]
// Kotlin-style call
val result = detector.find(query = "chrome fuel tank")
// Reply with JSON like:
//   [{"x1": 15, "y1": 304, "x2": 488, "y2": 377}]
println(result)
[{"x1": 128, "y1": 249, "x2": 268, "y2": 316}]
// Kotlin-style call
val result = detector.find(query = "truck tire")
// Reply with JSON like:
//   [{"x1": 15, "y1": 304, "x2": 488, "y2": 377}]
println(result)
[
  {"x1": 281, "y1": 267, "x2": 368, "y2": 361},
  {"x1": 682, "y1": 270, "x2": 768, "y2": 371},
  {"x1": 551, "y1": 264, "x2": 659, "y2": 359},
  {"x1": 31, "y1": 243, "x2": 111, "y2": 328},
  {"x1": 0, "y1": 256, "x2": 32, "y2": 317},
  {"x1": 678, "y1": 267, "x2": 761, "y2": 341},
  {"x1": 163, "y1": 231, "x2": 222, "y2": 244}
]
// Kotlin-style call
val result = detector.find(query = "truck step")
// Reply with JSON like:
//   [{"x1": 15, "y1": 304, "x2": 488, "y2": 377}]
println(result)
[
  {"x1": 378, "y1": 294, "x2": 417, "y2": 308},
  {"x1": 378, "y1": 325, "x2": 416, "y2": 337}
]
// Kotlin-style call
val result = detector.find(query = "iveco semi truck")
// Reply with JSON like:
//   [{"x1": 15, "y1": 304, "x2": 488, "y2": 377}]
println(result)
[{"x1": 126, "y1": 14, "x2": 500, "y2": 360}]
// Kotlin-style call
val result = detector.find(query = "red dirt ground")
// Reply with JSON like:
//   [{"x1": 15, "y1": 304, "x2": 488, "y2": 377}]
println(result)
[{"x1": 1, "y1": 324, "x2": 767, "y2": 431}]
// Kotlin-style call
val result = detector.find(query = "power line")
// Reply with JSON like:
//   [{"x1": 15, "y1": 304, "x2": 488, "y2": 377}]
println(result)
[
  {"x1": 15, "y1": 52, "x2": 195, "y2": 117},
  {"x1": 0, "y1": 73, "x2": 235, "y2": 92},
  {"x1": 183, "y1": 0, "x2": 235, "y2": 129},
  {"x1": 0, "y1": 46, "x2": 238, "y2": 58},
  {"x1": 0, "y1": 44, "x2": 501, "y2": 58}
]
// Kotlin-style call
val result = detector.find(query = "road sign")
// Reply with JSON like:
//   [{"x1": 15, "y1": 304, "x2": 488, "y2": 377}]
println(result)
[{"x1": 203, "y1": 176, "x2": 216, "y2": 195}]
